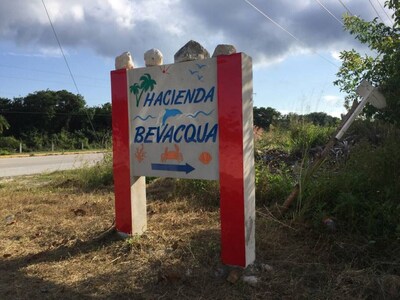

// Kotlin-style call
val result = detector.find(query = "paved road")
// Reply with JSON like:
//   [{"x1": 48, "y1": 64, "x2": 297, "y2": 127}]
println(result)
[{"x1": 0, "y1": 153, "x2": 105, "y2": 177}]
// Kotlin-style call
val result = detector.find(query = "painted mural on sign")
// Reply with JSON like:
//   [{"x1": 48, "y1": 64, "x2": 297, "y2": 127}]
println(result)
[{"x1": 128, "y1": 58, "x2": 219, "y2": 180}]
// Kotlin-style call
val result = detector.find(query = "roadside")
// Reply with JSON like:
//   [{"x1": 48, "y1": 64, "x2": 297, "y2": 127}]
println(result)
[
  {"x1": 0, "y1": 149, "x2": 109, "y2": 159},
  {"x1": 0, "y1": 152, "x2": 106, "y2": 177}
]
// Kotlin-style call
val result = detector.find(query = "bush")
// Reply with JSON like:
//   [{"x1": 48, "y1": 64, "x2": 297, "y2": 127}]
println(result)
[
  {"x1": 289, "y1": 122, "x2": 334, "y2": 156},
  {"x1": 255, "y1": 125, "x2": 292, "y2": 153},
  {"x1": 300, "y1": 126, "x2": 400, "y2": 242},
  {"x1": 75, "y1": 153, "x2": 113, "y2": 189},
  {"x1": 255, "y1": 162, "x2": 294, "y2": 206},
  {"x1": 0, "y1": 136, "x2": 20, "y2": 152},
  {"x1": 52, "y1": 153, "x2": 113, "y2": 191}
]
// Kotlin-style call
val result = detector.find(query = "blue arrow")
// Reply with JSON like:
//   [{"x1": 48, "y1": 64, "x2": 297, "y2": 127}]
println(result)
[{"x1": 151, "y1": 163, "x2": 195, "y2": 174}]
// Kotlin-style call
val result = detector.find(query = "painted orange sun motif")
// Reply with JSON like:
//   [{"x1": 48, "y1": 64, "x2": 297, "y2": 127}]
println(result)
[{"x1": 199, "y1": 151, "x2": 212, "y2": 164}]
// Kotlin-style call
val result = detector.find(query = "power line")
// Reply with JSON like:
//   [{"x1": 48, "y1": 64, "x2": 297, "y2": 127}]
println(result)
[
  {"x1": 41, "y1": 0, "x2": 80, "y2": 95},
  {"x1": 375, "y1": 0, "x2": 394, "y2": 25},
  {"x1": 314, "y1": 0, "x2": 344, "y2": 26},
  {"x1": 242, "y1": 0, "x2": 339, "y2": 69},
  {"x1": 41, "y1": 0, "x2": 99, "y2": 139},
  {"x1": 368, "y1": 0, "x2": 385, "y2": 23},
  {"x1": 337, "y1": 0, "x2": 353, "y2": 15},
  {"x1": 243, "y1": 0, "x2": 302, "y2": 44}
]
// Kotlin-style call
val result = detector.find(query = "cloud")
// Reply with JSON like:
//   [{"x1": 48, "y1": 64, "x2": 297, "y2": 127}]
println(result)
[
  {"x1": 0, "y1": 0, "x2": 382, "y2": 65},
  {"x1": 331, "y1": 51, "x2": 341, "y2": 61},
  {"x1": 322, "y1": 94, "x2": 343, "y2": 105}
]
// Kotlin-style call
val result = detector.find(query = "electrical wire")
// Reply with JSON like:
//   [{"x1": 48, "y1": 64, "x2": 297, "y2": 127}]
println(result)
[
  {"x1": 368, "y1": 0, "x2": 385, "y2": 23},
  {"x1": 314, "y1": 0, "x2": 344, "y2": 26},
  {"x1": 41, "y1": 0, "x2": 99, "y2": 138},
  {"x1": 243, "y1": 0, "x2": 302, "y2": 43},
  {"x1": 375, "y1": 0, "x2": 394, "y2": 25},
  {"x1": 41, "y1": 0, "x2": 80, "y2": 95},
  {"x1": 337, "y1": 0, "x2": 353, "y2": 15},
  {"x1": 242, "y1": 0, "x2": 339, "y2": 69}
]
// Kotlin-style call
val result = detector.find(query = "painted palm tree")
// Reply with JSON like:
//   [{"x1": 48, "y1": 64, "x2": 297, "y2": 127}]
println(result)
[
  {"x1": 130, "y1": 83, "x2": 140, "y2": 106},
  {"x1": 129, "y1": 73, "x2": 157, "y2": 107}
]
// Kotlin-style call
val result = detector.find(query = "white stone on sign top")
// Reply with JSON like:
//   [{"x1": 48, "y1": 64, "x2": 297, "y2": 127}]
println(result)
[
  {"x1": 174, "y1": 40, "x2": 210, "y2": 63},
  {"x1": 212, "y1": 44, "x2": 237, "y2": 57},
  {"x1": 115, "y1": 52, "x2": 134, "y2": 70},
  {"x1": 144, "y1": 48, "x2": 163, "y2": 67}
]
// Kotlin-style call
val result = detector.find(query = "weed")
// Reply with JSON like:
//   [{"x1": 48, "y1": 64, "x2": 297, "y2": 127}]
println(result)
[
  {"x1": 174, "y1": 179, "x2": 220, "y2": 207},
  {"x1": 289, "y1": 121, "x2": 334, "y2": 156},
  {"x1": 51, "y1": 153, "x2": 113, "y2": 191},
  {"x1": 0, "y1": 149, "x2": 10, "y2": 155},
  {"x1": 255, "y1": 125, "x2": 292, "y2": 152},
  {"x1": 255, "y1": 162, "x2": 294, "y2": 206},
  {"x1": 299, "y1": 126, "x2": 400, "y2": 243}
]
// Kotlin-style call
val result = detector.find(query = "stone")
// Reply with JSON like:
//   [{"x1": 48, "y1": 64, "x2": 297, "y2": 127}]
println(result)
[
  {"x1": 242, "y1": 275, "x2": 258, "y2": 287},
  {"x1": 226, "y1": 268, "x2": 242, "y2": 284},
  {"x1": 261, "y1": 263, "x2": 273, "y2": 272},
  {"x1": 212, "y1": 44, "x2": 237, "y2": 57},
  {"x1": 115, "y1": 51, "x2": 134, "y2": 70},
  {"x1": 174, "y1": 40, "x2": 210, "y2": 63},
  {"x1": 144, "y1": 48, "x2": 163, "y2": 67},
  {"x1": 5, "y1": 214, "x2": 15, "y2": 225}
]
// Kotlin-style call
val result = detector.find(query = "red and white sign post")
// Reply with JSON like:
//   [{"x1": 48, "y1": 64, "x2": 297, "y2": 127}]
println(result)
[{"x1": 111, "y1": 53, "x2": 255, "y2": 267}]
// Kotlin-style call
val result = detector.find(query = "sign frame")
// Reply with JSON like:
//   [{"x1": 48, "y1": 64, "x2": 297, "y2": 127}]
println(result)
[{"x1": 111, "y1": 53, "x2": 255, "y2": 267}]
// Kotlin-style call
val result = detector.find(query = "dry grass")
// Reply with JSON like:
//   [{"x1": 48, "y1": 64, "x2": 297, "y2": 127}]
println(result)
[{"x1": 1, "y1": 175, "x2": 399, "y2": 299}]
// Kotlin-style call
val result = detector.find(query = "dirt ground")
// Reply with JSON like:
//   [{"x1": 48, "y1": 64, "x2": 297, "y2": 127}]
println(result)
[{"x1": 1, "y1": 175, "x2": 399, "y2": 299}]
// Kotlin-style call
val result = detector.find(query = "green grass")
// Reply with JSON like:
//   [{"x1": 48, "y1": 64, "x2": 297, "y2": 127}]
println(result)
[
  {"x1": 49, "y1": 153, "x2": 114, "y2": 192},
  {"x1": 298, "y1": 125, "x2": 400, "y2": 243}
]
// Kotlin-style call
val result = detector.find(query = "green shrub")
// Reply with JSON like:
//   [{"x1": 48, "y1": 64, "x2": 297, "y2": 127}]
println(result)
[
  {"x1": 299, "y1": 127, "x2": 400, "y2": 242},
  {"x1": 255, "y1": 125, "x2": 292, "y2": 152},
  {"x1": 255, "y1": 162, "x2": 294, "y2": 206},
  {"x1": 75, "y1": 153, "x2": 113, "y2": 189},
  {"x1": 289, "y1": 122, "x2": 334, "y2": 156},
  {"x1": 0, "y1": 136, "x2": 20, "y2": 152},
  {"x1": 52, "y1": 153, "x2": 113, "y2": 191},
  {"x1": 0, "y1": 149, "x2": 11, "y2": 155}
]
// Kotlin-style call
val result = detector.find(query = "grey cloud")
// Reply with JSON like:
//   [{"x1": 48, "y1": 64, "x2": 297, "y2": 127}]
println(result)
[
  {"x1": 181, "y1": 0, "x2": 379, "y2": 62},
  {"x1": 0, "y1": 0, "x2": 384, "y2": 65}
]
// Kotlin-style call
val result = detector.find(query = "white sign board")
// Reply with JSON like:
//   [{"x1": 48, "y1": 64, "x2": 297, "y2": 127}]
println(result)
[{"x1": 128, "y1": 58, "x2": 219, "y2": 180}]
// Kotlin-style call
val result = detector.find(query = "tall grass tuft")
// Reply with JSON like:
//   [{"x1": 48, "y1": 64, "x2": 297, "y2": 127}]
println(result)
[
  {"x1": 255, "y1": 161, "x2": 294, "y2": 207},
  {"x1": 289, "y1": 121, "x2": 334, "y2": 156},
  {"x1": 173, "y1": 179, "x2": 220, "y2": 207},
  {"x1": 52, "y1": 153, "x2": 114, "y2": 191}
]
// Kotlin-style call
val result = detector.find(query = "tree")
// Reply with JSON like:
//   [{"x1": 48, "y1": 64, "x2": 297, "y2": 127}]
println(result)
[
  {"x1": 303, "y1": 112, "x2": 339, "y2": 127},
  {"x1": 334, "y1": 0, "x2": 400, "y2": 125},
  {"x1": 53, "y1": 90, "x2": 86, "y2": 132},
  {"x1": 253, "y1": 106, "x2": 281, "y2": 130},
  {"x1": 0, "y1": 115, "x2": 10, "y2": 135},
  {"x1": 0, "y1": 97, "x2": 11, "y2": 135}
]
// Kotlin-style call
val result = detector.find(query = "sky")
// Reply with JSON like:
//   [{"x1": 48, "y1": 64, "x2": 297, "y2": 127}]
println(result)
[{"x1": 0, "y1": 0, "x2": 395, "y2": 117}]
